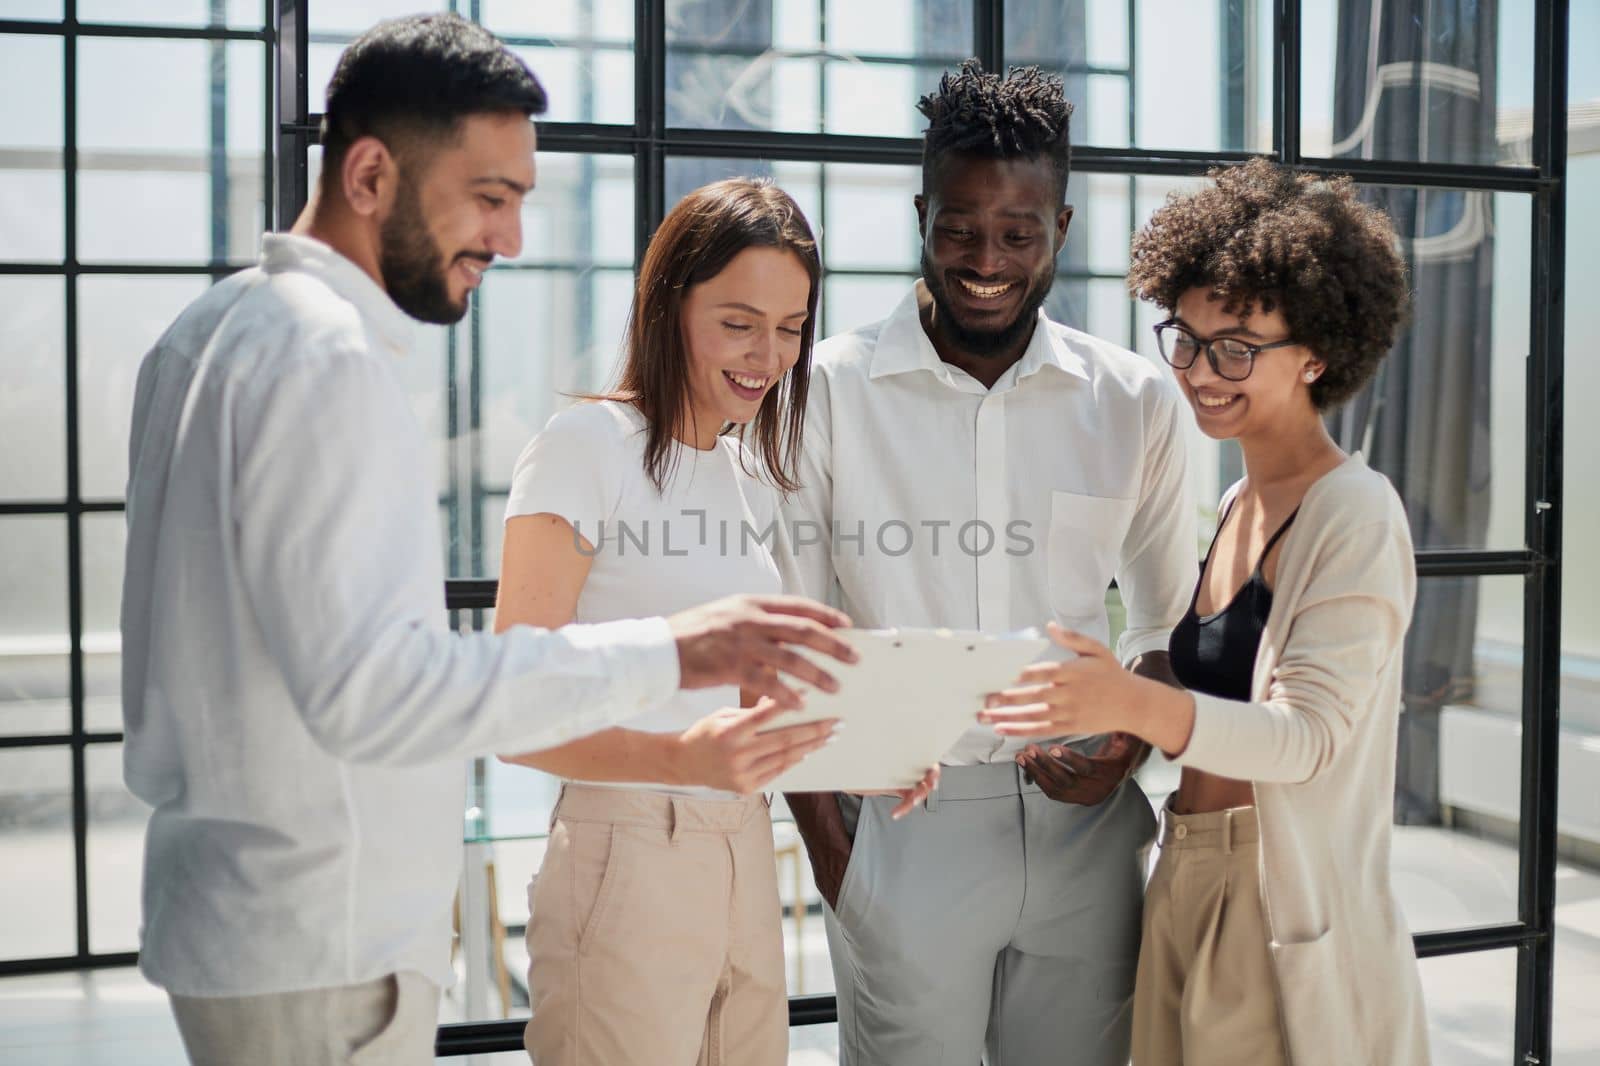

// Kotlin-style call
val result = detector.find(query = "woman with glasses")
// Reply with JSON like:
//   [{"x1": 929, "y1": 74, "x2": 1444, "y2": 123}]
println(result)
[{"x1": 980, "y1": 158, "x2": 1430, "y2": 1064}]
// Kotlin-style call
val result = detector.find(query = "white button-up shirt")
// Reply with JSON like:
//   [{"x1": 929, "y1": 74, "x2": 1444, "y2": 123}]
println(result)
[
  {"x1": 120, "y1": 233, "x2": 679, "y2": 997},
  {"x1": 784, "y1": 283, "x2": 1195, "y2": 765}
]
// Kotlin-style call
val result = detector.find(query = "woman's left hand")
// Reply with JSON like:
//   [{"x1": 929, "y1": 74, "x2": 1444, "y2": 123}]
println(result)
[{"x1": 980, "y1": 622, "x2": 1158, "y2": 739}]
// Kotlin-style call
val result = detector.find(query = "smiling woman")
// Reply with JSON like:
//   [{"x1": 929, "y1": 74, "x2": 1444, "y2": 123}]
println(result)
[{"x1": 491, "y1": 178, "x2": 934, "y2": 1065}]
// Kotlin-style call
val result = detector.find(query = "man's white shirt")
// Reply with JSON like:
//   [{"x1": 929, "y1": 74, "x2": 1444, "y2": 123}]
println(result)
[
  {"x1": 783, "y1": 283, "x2": 1195, "y2": 765},
  {"x1": 120, "y1": 233, "x2": 680, "y2": 996}
]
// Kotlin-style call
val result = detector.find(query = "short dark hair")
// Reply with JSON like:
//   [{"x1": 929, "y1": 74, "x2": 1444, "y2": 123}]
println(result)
[
  {"x1": 1127, "y1": 157, "x2": 1410, "y2": 411},
  {"x1": 321, "y1": 13, "x2": 547, "y2": 177},
  {"x1": 607, "y1": 179, "x2": 821, "y2": 495},
  {"x1": 917, "y1": 60, "x2": 1073, "y2": 201}
]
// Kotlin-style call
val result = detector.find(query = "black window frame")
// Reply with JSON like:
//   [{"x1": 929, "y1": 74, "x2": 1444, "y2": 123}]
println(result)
[{"x1": 0, "y1": 1, "x2": 1569, "y2": 1062}]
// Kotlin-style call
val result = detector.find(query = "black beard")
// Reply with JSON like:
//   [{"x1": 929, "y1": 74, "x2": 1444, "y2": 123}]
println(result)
[
  {"x1": 920, "y1": 248, "x2": 1054, "y2": 357},
  {"x1": 379, "y1": 176, "x2": 474, "y2": 326}
]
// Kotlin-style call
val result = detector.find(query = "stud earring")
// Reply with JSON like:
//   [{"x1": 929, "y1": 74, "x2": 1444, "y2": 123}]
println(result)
[{"x1": 1304, "y1": 371, "x2": 1317, "y2": 382}]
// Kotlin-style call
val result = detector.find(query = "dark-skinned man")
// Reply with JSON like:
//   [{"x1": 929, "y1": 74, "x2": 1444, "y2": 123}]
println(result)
[{"x1": 783, "y1": 62, "x2": 1195, "y2": 1066}]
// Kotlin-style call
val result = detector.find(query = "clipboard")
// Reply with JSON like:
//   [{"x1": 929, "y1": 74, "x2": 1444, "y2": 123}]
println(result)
[{"x1": 761, "y1": 627, "x2": 1051, "y2": 792}]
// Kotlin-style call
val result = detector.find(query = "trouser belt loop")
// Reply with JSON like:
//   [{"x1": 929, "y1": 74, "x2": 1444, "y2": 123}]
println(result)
[
  {"x1": 924, "y1": 780, "x2": 940, "y2": 814},
  {"x1": 668, "y1": 796, "x2": 683, "y2": 844},
  {"x1": 1222, "y1": 811, "x2": 1234, "y2": 855}
]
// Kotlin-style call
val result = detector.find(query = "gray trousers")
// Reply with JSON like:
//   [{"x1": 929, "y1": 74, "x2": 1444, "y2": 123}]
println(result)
[
  {"x1": 169, "y1": 971, "x2": 439, "y2": 1066},
  {"x1": 825, "y1": 761, "x2": 1155, "y2": 1066}
]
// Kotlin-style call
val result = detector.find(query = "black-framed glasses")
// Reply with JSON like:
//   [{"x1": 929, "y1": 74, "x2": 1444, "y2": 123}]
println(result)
[{"x1": 1152, "y1": 321, "x2": 1300, "y2": 382}]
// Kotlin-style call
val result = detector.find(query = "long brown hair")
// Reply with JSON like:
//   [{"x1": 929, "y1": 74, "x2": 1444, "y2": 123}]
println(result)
[{"x1": 604, "y1": 178, "x2": 821, "y2": 494}]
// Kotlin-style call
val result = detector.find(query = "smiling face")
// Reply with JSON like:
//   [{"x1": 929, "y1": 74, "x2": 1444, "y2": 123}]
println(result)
[
  {"x1": 915, "y1": 154, "x2": 1071, "y2": 360},
  {"x1": 378, "y1": 111, "x2": 536, "y2": 324},
  {"x1": 679, "y1": 246, "x2": 812, "y2": 440},
  {"x1": 1170, "y1": 286, "x2": 1325, "y2": 443}
]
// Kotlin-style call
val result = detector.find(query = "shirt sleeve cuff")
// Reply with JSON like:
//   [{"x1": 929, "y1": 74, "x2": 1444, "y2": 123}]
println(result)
[
  {"x1": 561, "y1": 616, "x2": 681, "y2": 721},
  {"x1": 1116, "y1": 626, "x2": 1174, "y2": 666}
]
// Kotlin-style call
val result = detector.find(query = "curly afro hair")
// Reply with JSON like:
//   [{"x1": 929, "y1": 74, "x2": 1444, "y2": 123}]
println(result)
[
  {"x1": 917, "y1": 59, "x2": 1073, "y2": 201},
  {"x1": 1127, "y1": 157, "x2": 1409, "y2": 411}
]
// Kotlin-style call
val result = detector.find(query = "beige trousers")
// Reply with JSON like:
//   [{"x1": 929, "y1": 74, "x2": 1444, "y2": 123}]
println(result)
[
  {"x1": 1132, "y1": 804, "x2": 1289, "y2": 1066},
  {"x1": 169, "y1": 971, "x2": 439, "y2": 1066},
  {"x1": 524, "y1": 785, "x2": 787, "y2": 1066}
]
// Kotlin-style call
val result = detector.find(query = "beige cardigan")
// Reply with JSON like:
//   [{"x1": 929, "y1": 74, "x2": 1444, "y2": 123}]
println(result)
[{"x1": 1173, "y1": 453, "x2": 1431, "y2": 1065}]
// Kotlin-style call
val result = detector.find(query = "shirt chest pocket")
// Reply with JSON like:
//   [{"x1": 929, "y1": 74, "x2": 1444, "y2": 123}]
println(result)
[{"x1": 1045, "y1": 490, "x2": 1137, "y2": 629}]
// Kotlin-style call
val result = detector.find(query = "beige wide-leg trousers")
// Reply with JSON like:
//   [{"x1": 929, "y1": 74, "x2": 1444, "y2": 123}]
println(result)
[
  {"x1": 1133, "y1": 803, "x2": 1290, "y2": 1066},
  {"x1": 524, "y1": 785, "x2": 787, "y2": 1066}
]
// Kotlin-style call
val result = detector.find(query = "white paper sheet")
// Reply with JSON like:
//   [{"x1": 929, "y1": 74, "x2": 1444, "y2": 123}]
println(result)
[{"x1": 761, "y1": 628, "x2": 1050, "y2": 792}]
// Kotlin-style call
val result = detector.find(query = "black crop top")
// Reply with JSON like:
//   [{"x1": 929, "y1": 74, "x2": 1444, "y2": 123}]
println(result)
[{"x1": 1168, "y1": 500, "x2": 1298, "y2": 702}]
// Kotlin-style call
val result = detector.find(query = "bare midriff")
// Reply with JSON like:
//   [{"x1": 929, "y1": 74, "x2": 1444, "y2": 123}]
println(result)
[{"x1": 1171, "y1": 766, "x2": 1255, "y2": 814}]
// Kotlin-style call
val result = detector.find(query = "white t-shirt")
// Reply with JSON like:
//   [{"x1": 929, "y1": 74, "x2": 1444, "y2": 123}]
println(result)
[{"x1": 505, "y1": 399, "x2": 796, "y2": 797}]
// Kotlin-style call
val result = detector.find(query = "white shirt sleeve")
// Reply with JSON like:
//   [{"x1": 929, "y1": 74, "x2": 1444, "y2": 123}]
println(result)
[
  {"x1": 231, "y1": 352, "x2": 679, "y2": 766},
  {"x1": 1114, "y1": 382, "x2": 1197, "y2": 664},
  {"x1": 505, "y1": 403, "x2": 621, "y2": 540}
]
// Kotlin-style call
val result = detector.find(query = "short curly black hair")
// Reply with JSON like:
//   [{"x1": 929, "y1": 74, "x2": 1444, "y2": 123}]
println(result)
[
  {"x1": 1127, "y1": 157, "x2": 1409, "y2": 411},
  {"x1": 917, "y1": 60, "x2": 1073, "y2": 202}
]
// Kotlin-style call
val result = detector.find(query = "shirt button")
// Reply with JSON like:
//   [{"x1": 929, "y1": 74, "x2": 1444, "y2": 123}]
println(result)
[{"x1": 1173, "y1": 825, "x2": 1189, "y2": 840}]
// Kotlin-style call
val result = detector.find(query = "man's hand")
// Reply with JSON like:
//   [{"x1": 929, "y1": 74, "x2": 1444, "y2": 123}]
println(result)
[
  {"x1": 672, "y1": 700, "x2": 837, "y2": 794},
  {"x1": 785, "y1": 792, "x2": 852, "y2": 910},
  {"x1": 849, "y1": 765, "x2": 942, "y2": 820},
  {"x1": 668, "y1": 594, "x2": 858, "y2": 711},
  {"x1": 1016, "y1": 732, "x2": 1149, "y2": 807}
]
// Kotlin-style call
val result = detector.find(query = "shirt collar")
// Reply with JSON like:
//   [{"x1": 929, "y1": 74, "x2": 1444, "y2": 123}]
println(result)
[
  {"x1": 259, "y1": 233, "x2": 416, "y2": 356},
  {"x1": 867, "y1": 281, "x2": 1090, "y2": 388}
]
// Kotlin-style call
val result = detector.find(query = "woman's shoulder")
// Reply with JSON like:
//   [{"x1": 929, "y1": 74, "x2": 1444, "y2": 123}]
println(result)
[
  {"x1": 540, "y1": 398, "x2": 644, "y2": 443},
  {"x1": 1304, "y1": 454, "x2": 1407, "y2": 529}
]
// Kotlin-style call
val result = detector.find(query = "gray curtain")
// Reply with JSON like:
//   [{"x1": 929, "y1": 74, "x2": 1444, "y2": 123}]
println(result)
[{"x1": 1329, "y1": 0, "x2": 1498, "y2": 825}]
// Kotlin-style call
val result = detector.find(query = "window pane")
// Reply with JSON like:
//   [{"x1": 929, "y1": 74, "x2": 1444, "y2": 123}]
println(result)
[
  {"x1": 515, "y1": 153, "x2": 633, "y2": 268},
  {"x1": 1332, "y1": 189, "x2": 1528, "y2": 550},
  {"x1": 1006, "y1": 0, "x2": 1272, "y2": 153},
  {"x1": 1398, "y1": 575, "x2": 1524, "y2": 930},
  {"x1": 666, "y1": 0, "x2": 972, "y2": 136},
  {"x1": 662, "y1": 157, "x2": 822, "y2": 238},
  {"x1": 481, "y1": 0, "x2": 635, "y2": 126},
  {"x1": 1301, "y1": 0, "x2": 1534, "y2": 166},
  {"x1": 665, "y1": 158, "x2": 919, "y2": 266},
  {"x1": 0, "y1": 747, "x2": 76, "y2": 960},
  {"x1": 86, "y1": 742, "x2": 148, "y2": 954},
  {"x1": 77, "y1": 275, "x2": 211, "y2": 501},
  {"x1": 1421, "y1": 949, "x2": 1514, "y2": 1063},
  {"x1": 0, "y1": 34, "x2": 64, "y2": 263},
  {"x1": 823, "y1": 164, "x2": 920, "y2": 271},
  {"x1": 0, "y1": 0, "x2": 62, "y2": 18},
  {"x1": 0, "y1": 517, "x2": 68, "y2": 738},
  {"x1": 81, "y1": 512, "x2": 125, "y2": 734},
  {"x1": 477, "y1": 266, "x2": 636, "y2": 517},
  {"x1": 77, "y1": 38, "x2": 266, "y2": 264},
  {"x1": 823, "y1": 274, "x2": 917, "y2": 337},
  {"x1": 0, "y1": 277, "x2": 66, "y2": 500},
  {"x1": 76, "y1": 0, "x2": 264, "y2": 28},
  {"x1": 308, "y1": 0, "x2": 445, "y2": 37}
]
